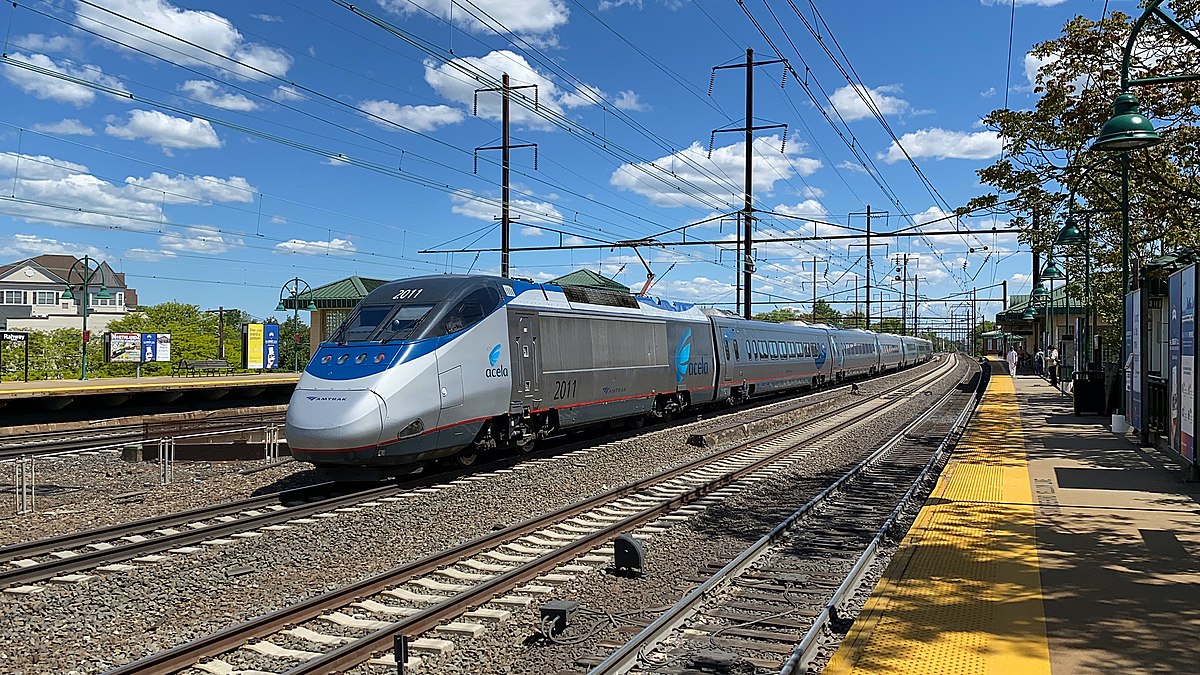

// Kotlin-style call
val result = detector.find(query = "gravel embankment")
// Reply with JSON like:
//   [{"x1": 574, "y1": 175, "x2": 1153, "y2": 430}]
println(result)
[{"x1": 0, "y1": 360, "x2": 949, "y2": 674}]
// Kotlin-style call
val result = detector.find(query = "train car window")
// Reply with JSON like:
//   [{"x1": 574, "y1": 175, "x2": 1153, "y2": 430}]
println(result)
[
  {"x1": 430, "y1": 287, "x2": 501, "y2": 337},
  {"x1": 724, "y1": 339, "x2": 730, "y2": 360},
  {"x1": 758, "y1": 340, "x2": 766, "y2": 358},
  {"x1": 374, "y1": 303, "x2": 436, "y2": 343},
  {"x1": 734, "y1": 339, "x2": 741, "y2": 360}
]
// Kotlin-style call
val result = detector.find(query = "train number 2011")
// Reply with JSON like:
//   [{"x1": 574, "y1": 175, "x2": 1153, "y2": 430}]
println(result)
[{"x1": 552, "y1": 379, "x2": 578, "y2": 400}]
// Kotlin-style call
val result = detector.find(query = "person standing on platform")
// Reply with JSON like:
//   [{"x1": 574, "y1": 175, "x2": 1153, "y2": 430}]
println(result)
[
  {"x1": 1034, "y1": 347, "x2": 1045, "y2": 377},
  {"x1": 1047, "y1": 345, "x2": 1060, "y2": 387},
  {"x1": 1006, "y1": 347, "x2": 1019, "y2": 377}
]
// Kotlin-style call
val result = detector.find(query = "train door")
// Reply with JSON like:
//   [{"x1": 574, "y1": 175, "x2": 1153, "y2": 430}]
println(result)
[{"x1": 512, "y1": 313, "x2": 542, "y2": 410}]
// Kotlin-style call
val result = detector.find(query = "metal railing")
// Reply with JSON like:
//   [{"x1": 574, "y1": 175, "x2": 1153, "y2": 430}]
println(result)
[{"x1": 1147, "y1": 375, "x2": 1168, "y2": 432}]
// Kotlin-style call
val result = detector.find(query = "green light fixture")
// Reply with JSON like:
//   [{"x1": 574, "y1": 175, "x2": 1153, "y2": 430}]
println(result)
[
  {"x1": 1022, "y1": 306, "x2": 1037, "y2": 320},
  {"x1": 1055, "y1": 216, "x2": 1087, "y2": 246},
  {"x1": 306, "y1": 300, "x2": 318, "y2": 311},
  {"x1": 1093, "y1": 93, "x2": 1162, "y2": 152},
  {"x1": 61, "y1": 287, "x2": 74, "y2": 300},
  {"x1": 96, "y1": 285, "x2": 112, "y2": 300},
  {"x1": 275, "y1": 301, "x2": 286, "y2": 312},
  {"x1": 1041, "y1": 257, "x2": 1066, "y2": 281},
  {"x1": 1031, "y1": 281, "x2": 1050, "y2": 306}
]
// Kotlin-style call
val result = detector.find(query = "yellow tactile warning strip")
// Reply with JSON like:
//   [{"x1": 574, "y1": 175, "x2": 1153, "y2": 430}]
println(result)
[{"x1": 824, "y1": 367, "x2": 1050, "y2": 675}]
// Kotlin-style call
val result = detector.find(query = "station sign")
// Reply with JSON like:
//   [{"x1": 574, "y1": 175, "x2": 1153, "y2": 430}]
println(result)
[
  {"x1": 241, "y1": 323, "x2": 281, "y2": 370},
  {"x1": 105, "y1": 332, "x2": 172, "y2": 363}
]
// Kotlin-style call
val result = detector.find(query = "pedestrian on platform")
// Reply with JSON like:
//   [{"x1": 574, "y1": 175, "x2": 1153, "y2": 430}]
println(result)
[
  {"x1": 1006, "y1": 347, "x2": 1019, "y2": 377},
  {"x1": 1034, "y1": 348, "x2": 1044, "y2": 377},
  {"x1": 1047, "y1": 345, "x2": 1060, "y2": 387}
]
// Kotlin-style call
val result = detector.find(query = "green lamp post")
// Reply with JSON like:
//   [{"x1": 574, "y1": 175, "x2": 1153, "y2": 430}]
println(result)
[
  {"x1": 276, "y1": 277, "x2": 318, "y2": 372},
  {"x1": 1041, "y1": 257, "x2": 1066, "y2": 359},
  {"x1": 60, "y1": 256, "x2": 112, "y2": 380}
]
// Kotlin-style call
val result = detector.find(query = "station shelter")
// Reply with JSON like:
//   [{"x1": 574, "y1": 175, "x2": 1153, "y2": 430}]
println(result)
[
  {"x1": 1125, "y1": 249, "x2": 1200, "y2": 473},
  {"x1": 995, "y1": 287, "x2": 1091, "y2": 377},
  {"x1": 279, "y1": 276, "x2": 389, "y2": 359}
]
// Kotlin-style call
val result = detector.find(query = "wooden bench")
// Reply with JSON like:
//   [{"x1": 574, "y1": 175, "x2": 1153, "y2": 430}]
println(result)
[{"x1": 173, "y1": 359, "x2": 234, "y2": 376}]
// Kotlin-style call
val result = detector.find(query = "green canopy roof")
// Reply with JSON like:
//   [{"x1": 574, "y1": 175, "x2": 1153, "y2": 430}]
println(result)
[{"x1": 281, "y1": 276, "x2": 390, "y2": 310}]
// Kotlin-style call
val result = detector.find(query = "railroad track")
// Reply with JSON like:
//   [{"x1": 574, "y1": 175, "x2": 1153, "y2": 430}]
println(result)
[
  {"x1": 588, "y1": 358, "x2": 983, "y2": 674},
  {"x1": 0, "y1": 482, "x2": 391, "y2": 590},
  {"x1": 0, "y1": 410, "x2": 286, "y2": 461},
  {"x1": 103, "y1": 356, "x2": 961, "y2": 674}
]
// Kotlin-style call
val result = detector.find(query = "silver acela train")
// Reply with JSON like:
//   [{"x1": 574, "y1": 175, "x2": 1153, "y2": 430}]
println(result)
[{"x1": 286, "y1": 275, "x2": 932, "y2": 476}]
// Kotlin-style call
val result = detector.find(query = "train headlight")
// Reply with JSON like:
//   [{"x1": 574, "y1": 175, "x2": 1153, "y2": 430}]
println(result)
[{"x1": 398, "y1": 418, "x2": 425, "y2": 439}]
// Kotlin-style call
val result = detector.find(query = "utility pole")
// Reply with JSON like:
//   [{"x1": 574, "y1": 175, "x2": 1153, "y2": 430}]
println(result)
[
  {"x1": 474, "y1": 73, "x2": 538, "y2": 278},
  {"x1": 710, "y1": 49, "x2": 787, "y2": 318},
  {"x1": 217, "y1": 306, "x2": 225, "y2": 360},
  {"x1": 971, "y1": 287, "x2": 977, "y2": 357}
]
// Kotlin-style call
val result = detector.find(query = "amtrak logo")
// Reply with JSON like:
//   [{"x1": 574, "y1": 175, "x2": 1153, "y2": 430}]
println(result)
[
  {"x1": 489, "y1": 344, "x2": 502, "y2": 367},
  {"x1": 674, "y1": 328, "x2": 693, "y2": 383},
  {"x1": 306, "y1": 395, "x2": 347, "y2": 402},
  {"x1": 815, "y1": 344, "x2": 828, "y2": 369}
]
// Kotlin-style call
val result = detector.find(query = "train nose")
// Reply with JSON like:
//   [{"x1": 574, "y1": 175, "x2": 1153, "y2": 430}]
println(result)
[{"x1": 285, "y1": 388, "x2": 386, "y2": 453}]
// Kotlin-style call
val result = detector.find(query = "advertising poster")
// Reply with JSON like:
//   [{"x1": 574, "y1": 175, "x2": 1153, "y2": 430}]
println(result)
[
  {"x1": 107, "y1": 333, "x2": 141, "y2": 363},
  {"x1": 1125, "y1": 292, "x2": 1135, "y2": 418},
  {"x1": 1131, "y1": 289, "x2": 1143, "y2": 432},
  {"x1": 141, "y1": 333, "x2": 157, "y2": 363},
  {"x1": 263, "y1": 324, "x2": 280, "y2": 369},
  {"x1": 1170, "y1": 270, "x2": 1182, "y2": 454},
  {"x1": 155, "y1": 333, "x2": 171, "y2": 362},
  {"x1": 246, "y1": 323, "x2": 265, "y2": 370},
  {"x1": 1182, "y1": 265, "x2": 1196, "y2": 462}
]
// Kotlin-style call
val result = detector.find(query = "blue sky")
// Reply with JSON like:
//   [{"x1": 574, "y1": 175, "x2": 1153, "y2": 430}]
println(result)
[{"x1": 0, "y1": 0, "x2": 1109, "y2": 331}]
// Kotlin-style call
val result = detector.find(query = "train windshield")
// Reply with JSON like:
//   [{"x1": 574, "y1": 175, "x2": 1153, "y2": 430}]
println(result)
[{"x1": 331, "y1": 303, "x2": 434, "y2": 344}]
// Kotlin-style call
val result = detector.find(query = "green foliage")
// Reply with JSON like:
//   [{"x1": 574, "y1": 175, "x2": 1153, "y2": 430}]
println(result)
[
  {"x1": 752, "y1": 301, "x2": 842, "y2": 325},
  {"x1": 268, "y1": 314, "x2": 312, "y2": 373},
  {"x1": 752, "y1": 308, "x2": 803, "y2": 323},
  {"x1": 966, "y1": 6, "x2": 1200, "y2": 330},
  {"x1": 0, "y1": 302, "x2": 309, "y2": 381}
]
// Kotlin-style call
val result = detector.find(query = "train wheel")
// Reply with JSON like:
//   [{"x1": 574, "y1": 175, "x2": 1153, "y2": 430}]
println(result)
[
  {"x1": 452, "y1": 446, "x2": 479, "y2": 467},
  {"x1": 515, "y1": 436, "x2": 536, "y2": 454}
]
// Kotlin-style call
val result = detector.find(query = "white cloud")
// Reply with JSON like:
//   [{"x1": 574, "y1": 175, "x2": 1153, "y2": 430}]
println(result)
[
  {"x1": 31, "y1": 119, "x2": 94, "y2": 136},
  {"x1": 380, "y1": 0, "x2": 568, "y2": 36},
  {"x1": 106, "y1": 109, "x2": 223, "y2": 150},
  {"x1": 274, "y1": 238, "x2": 357, "y2": 256},
  {"x1": 980, "y1": 86, "x2": 997, "y2": 98},
  {"x1": 179, "y1": 80, "x2": 260, "y2": 111},
  {"x1": 75, "y1": 0, "x2": 292, "y2": 80},
  {"x1": 774, "y1": 199, "x2": 829, "y2": 219},
  {"x1": 12, "y1": 34, "x2": 80, "y2": 54},
  {"x1": 0, "y1": 153, "x2": 90, "y2": 180},
  {"x1": 359, "y1": 100, "x2": 465, "y2": 132},
  {"x1": 827, "y1": 84, "x2": 909, "y2": 122},
  {"x1": 450, "y1": 190, "x2": 563, "y2": 224},
  {"x1": 3, "y1": 233, "x2": 105, "y2": 259},
  {"x1": 124, "y1": 247, "x2": 172, "y2": 261},
  {"x1": 610, "y1": 135, "x2": 821, "y2": 208},
  {"x1": 2, "y1": 51, "x2": 125, "y2": 106},
  {"x1": 521, "y1": 225, "x2": 544, "y2": 236},
  {"x1": 425, "y1": 51, "x2": 604, "y2": 130},
  {"x1": 878, "y1": 128, "x2": 1001, "y2": 163},
  {"x1": 836, "y1": 160, "x2": 871, "y2": 175},
  {"x1": 252, "y1": 14, "x2": 282, "y2": 22},
  {"x1": 271, "y1": 85, "x2": 305, "y2": 101},
  {"x1": 653, "y1": 276, "x2": 734, "y2": 304},
  {"x1": 1011, "y1": 272, "x2": 1034, "y2": 285},
  {"x1": 160, "y1": 233, "x2": 241, "y2": 254},
  {"x1": 614, "y1": 90, "x2": 648, "y2": 112},
  {"x1": 123, "y1": 172, "x2": 256, "y2": 204}
]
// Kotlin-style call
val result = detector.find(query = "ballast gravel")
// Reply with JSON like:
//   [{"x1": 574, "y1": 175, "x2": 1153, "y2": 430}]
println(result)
[{"x1": 0, "y1": 360, "x2": 949, "y2": 674}]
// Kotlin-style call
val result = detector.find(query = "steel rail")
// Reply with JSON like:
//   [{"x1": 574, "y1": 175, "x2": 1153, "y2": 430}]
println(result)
[
  {"x1": 0, "y1": 481, "x2": 337, "y2": 563},
  {"x1": 779, "y1": 365, "x2": 985, "y2": 674},
  {"x1": 102, "y1": 356, "x2": 957, "y2": 675},
  {"x1": 588, "y1": 358, "x2": 976, "y2": 674},
  {"x1": 0, "y1": 482, "x2": 399, "y2": 588}
]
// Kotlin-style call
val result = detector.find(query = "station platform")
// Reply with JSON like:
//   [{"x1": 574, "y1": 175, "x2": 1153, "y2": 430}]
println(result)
[
  {"x1": 0, "y1": 372, "x2": 299, "y2": 423},
  {"x1": 824, "y1": 359, "x2": 1200, "y2": 674}
]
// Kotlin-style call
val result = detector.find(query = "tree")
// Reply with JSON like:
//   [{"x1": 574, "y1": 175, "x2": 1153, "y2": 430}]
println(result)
[
  {"x1": 965, "y1": 6, "x2": 1200, "y2": 331},
  {"x1": 269, "y1": 314, "x2": 311, "y2": 372},
  {"x1": 841, "y1": 309, "x2": 867, "y2": 330},
  {"x1": 752, "y1": 308, "x2": 804, "y2": 323},
  {"x1": 809, "y1": 300, "x2": 842, "y2": 326}
]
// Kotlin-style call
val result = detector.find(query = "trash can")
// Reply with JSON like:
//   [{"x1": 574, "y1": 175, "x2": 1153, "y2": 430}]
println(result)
[{"x1": 1073, "y1": 369, "x2": 1106, "y2": 416}]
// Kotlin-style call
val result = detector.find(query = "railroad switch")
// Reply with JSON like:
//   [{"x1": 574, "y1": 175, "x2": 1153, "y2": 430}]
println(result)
[
  {"x1": 539, "y1": 599, "x2": 580, "y2": 637},
  {"x1": 613, "y1": 533, "x2": 645, "y2": 577}
]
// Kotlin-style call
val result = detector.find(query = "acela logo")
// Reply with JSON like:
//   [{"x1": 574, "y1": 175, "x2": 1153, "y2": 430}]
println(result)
[
  {"x1": 485, "y1": 343, "x2": 509, "y2": 378},
  {"x1": 674, "y1": 328, "x2": 693, "y2": 383}
]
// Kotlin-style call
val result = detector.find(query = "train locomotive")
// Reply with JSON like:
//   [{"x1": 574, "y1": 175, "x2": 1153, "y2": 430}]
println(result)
[{"x1": 285, "y1": 274, "x2": 933, "y2": 477}]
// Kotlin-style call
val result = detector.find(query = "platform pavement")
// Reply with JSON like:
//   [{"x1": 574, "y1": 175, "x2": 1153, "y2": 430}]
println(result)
[
  {"x1": 0, "y1": 371, "x2": 299, "y2": 398},
  {"x1": 824, "y1": 359, "x2": 1200, "y2": 674}
]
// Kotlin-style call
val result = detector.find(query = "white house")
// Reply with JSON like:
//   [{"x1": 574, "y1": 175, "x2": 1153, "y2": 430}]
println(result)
[{"x1": 0, "y1": 255, "x2": 138, "y2": 332}]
